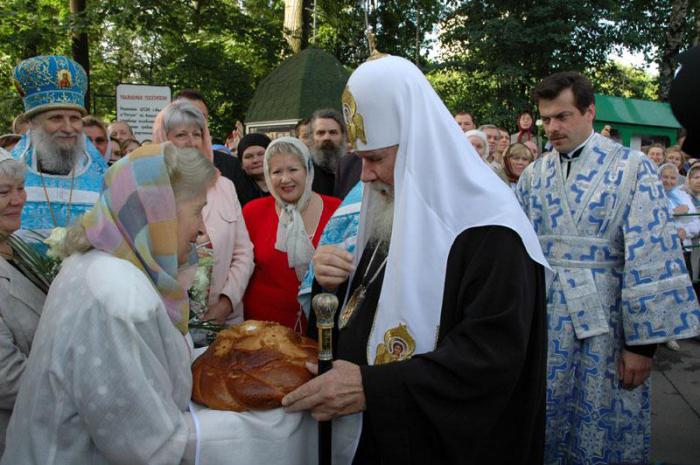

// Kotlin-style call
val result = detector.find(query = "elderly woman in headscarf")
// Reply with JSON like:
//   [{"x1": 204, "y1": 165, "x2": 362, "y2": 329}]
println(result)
[
  {"x1": 659, "y1": 162, "x2": 700, "y2": 246},
  {"x1": 659, "y1": 162, "x2": 700, "y2": 351},
  {"x1": 464, "y1": 129, "x2": 489, "y2": 162},
  {"x1": 0, "y1": 150, "x2": 46, "y2": 455},
  {"x1": 242, "y1": 137, "x2": 341, "y2": 333},
  {"x1": 152, "y1": 100, "x2": 254, "y2": 325},
  {"x1": 511, "y1": 110, "x2": 535, "y2": 143},
  {"x1": 495, "y1": 142, "x2": 535, "y2": 190},
  {"x1": 1, "y1": 143, "x2": 217, "y2": 463},
  {"x1": 683, "y1": 160, "x2": 700, "y2": 208}
]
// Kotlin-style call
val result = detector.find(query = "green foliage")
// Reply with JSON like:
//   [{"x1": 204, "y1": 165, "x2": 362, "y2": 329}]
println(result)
[
  {"x1": 0, "y1": 0, "x2": 287, "y2": 137},
  {"x1": 0, "y1": 0, "x2": 71, "y2": 131},
  {"x1": 433, "y1": 0, "x2": 689, "y2": 130},
  {"x1": 589, "y1": 61, "x2": 659, "y2": 100},
  {"x1": 0, "y1": 0, "x2": 450, "y2": 135},
  {"x1": 1, "y1": 0, "x2": 686, "y2": 138},
  {"x1": 429, "y1": 60, "x2": 661, "y2": 133},
  {"x1": 312, "y1": 0, "x2": 444, "y2": 67},
  {"x1": 610, "y1": 0, "x2": 700, "y2": 98},
  {"x1": 427, "y1": 68, "x2": 518, "y2": 129},
  {"x1": 437, "y1": 0, "x2": 623, "y2": 130}
]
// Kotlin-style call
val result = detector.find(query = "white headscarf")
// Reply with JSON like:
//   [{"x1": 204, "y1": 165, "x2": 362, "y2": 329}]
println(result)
[
  {"x1": 0, "y1": 147, "x2": 11, "y2": 163},
  {"x1": 343, "y1": 55, "x2": 550, "y2": 364},
  {"x1": 263, "y1": 136, "x2": 316, "y2": 280},
  {"x1": 464, "y1": 129, "x2": 489, "y2": 160}
]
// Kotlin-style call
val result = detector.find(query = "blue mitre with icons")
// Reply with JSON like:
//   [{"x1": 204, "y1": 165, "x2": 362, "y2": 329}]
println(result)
[{"x1": 13, "y1": 55, "x2": 88, "y2": 118}]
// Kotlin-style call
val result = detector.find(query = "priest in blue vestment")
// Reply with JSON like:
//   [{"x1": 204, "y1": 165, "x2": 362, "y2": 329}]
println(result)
[
  {"x1": 10, "y1": 55, "x2": 106, "y2": 237},
  {"x1": 517, "y1": 71, "x2": 700, "y2": 465}
]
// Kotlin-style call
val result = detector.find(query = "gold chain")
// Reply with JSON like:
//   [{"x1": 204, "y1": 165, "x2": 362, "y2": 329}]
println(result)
[{"x1": 39, "y1": 168, "x2": 76, "y2": 228}]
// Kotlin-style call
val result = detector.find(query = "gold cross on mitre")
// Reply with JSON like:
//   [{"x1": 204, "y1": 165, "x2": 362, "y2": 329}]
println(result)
[{"x1": 366, "y1": 29, "x2": 388, "y2": 61}]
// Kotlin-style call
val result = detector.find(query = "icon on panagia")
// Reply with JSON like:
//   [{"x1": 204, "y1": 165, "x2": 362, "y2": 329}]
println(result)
[{"x1": 374, "y1": 323, "x2": 416, "y2": 364}]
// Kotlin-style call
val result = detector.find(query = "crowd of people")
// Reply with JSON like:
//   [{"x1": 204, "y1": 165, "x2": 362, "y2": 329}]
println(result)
[{"x1": 0, "y1": 47, "x2": 699, "y2": 465}]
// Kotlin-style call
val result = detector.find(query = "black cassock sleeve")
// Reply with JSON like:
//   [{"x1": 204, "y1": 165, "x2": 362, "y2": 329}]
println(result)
[{"x1": 357, "y1": 226, "x2": 547, "y2": 465}]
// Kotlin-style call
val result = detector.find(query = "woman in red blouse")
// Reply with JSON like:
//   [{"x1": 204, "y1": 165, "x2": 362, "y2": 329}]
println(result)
[{"x1": 242, "y1": 137, "x2": 341, "y2": 333}]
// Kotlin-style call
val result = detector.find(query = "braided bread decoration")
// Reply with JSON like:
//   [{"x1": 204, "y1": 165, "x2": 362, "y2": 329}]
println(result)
[{"x1": 192, "y1": 320, "x2": 318, "y2": 411}]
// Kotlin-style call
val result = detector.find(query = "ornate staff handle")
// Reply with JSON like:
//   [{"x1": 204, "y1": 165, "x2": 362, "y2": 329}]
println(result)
[{"x1": 312, "y1": 293, "x2": 339, "y2": 465}]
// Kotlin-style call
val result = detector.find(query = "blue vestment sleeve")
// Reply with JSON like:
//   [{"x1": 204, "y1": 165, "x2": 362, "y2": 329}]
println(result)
[{"x1": 620, "y1": 156, "x2": 700, "y2": 344}]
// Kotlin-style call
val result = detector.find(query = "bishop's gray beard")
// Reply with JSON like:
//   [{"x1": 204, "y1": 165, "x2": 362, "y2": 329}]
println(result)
[
  {"x1": 366, "y1": 181, "x2": 394, "y2": 249},
  {"x1": 31, "y1": 127, "x2": 84, "y2": 175},
  {"x1": 310, "y1": 141, "x2": 346, "y2": 174}
]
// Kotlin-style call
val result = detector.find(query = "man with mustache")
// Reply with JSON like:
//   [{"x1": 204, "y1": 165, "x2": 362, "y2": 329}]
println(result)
[
  {"x1": 11, "y1": 56, "x2": 107, "y2": 236},
  {"x1": 517, "y1": 71, "x2": 700, "y2": 465},
  {"x1": 309, "y1": 109, "x2": 349, "y2": 196},
  {"x1": 283, "y1": 55, "x2": 550, "y2": 465}
]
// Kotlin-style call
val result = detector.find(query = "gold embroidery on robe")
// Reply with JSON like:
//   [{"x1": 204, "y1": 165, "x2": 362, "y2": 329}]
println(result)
[{"x1": 374, "y1": 324, "x2": 416, "y2": 365}]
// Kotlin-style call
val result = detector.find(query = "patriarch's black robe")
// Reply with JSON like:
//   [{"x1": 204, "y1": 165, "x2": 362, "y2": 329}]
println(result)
[{"x1": 310, "y1": 225, "x2": 547, "y2": 465}]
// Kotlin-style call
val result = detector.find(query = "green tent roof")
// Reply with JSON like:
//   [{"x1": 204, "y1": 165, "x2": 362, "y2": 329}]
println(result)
[
  {"x1": 594, "y1": 94, "x2": 681, "y2": 129},
  {"x1": 245, "y1": 48, "x2": 350, "y2": 124}
]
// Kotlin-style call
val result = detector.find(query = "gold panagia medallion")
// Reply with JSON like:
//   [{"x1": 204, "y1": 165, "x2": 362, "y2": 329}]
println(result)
[
  {"x1": 374, "y1": 324, "x2": 416, "y2": 365},
  {"x1": 342, "y1": 87, "x2": 367, "y2": 150}
]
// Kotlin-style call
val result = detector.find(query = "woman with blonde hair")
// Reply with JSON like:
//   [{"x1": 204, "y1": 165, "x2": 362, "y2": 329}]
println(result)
[
  {"x1": 495, "y1": 143, "x2": 535, "y2": 190},
  {"x1": 242, "y1": 137, "x2": 341, "y2": 332}
]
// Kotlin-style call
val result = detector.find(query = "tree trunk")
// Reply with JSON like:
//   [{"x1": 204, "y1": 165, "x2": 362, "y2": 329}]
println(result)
[
  {"x1": 658, "y1": 0, "x2": 689, "y2": 100},
  {"x1": 695, "y1": 0, "x2": 700, "y2": 45},
  {"x1": 284, "y1": 0, "x2": 304, "y2": 53},
  {"x1": 70, "y1": 0, "x2": 91, "y2": 112}
]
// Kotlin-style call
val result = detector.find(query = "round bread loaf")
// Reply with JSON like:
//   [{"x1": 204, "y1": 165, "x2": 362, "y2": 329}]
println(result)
[{"x1": 191, "y1": 320, "x2": 318, "y2": 411}]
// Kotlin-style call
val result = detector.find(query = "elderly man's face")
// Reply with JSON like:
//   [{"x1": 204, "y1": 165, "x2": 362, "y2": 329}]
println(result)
[
  {"x1": 358, "y1": 145, "x2": 398, "y2": 194},
  {"x1": 32, "y1": 109, "x2": 83, "y2": 151}
]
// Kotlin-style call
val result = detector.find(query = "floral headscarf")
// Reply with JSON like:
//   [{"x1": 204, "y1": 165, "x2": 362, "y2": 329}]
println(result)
[{"x1": 81, "y1": 143, "x2": 197, "y2": 334}]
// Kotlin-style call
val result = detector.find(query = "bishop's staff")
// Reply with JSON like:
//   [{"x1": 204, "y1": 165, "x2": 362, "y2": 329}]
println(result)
[{"x1": 312, "y1": 293, "x2": 339, "y2": 465}]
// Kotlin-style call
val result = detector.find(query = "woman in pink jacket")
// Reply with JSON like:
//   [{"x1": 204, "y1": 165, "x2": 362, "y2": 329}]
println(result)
[{"x1": 153, "y1": 100, "x2": 254, "y2": 324}]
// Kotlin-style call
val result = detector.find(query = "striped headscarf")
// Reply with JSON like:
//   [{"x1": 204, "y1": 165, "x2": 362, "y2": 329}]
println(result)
[{"x1": 81, "y1": 142, "x2": 196, "y2": 334}]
